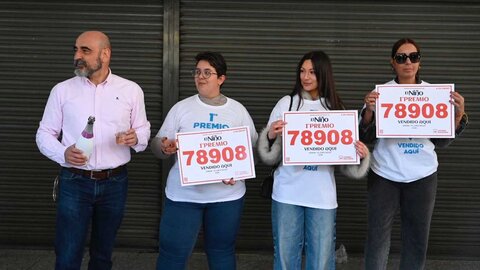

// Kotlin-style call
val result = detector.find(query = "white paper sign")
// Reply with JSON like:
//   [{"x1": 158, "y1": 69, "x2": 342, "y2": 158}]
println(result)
[
  {"x1": 176, "y1": 126, "x2": 256, "y2": 186},
  {"x1": 282, "y1": 111, "x2": 360, "y2": 165},
  {"x1": 375, "y1": 84, "x2": 455, "y2": 138}
]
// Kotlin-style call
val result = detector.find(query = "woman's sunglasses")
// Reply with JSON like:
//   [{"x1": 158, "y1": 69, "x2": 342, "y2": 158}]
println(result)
[{"x1": 393, "y1": 52, "x2": 421, "y2": 64}]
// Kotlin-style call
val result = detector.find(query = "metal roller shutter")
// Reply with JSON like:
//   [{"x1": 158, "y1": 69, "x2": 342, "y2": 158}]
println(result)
[
  {"x1": 0, "y1": 0, "x2": 163, "y2": 248},
  {"x1": 179, "y1": 0, "x2": 480, "y2": 257},
  {"x1": 1, "y1": 0, "x2": 479, "y2": 259}
]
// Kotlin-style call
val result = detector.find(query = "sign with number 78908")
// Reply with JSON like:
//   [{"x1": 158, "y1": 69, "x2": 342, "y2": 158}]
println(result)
[
  {"x1": 282, "y1": 111, "x2": 360, "y2": 166},
  {"x1": 375, "y1": 84, "x2": 455, "y2": 138},
  {"x1": 176, "y1": 126, "x2": 256, "y2": 186}
]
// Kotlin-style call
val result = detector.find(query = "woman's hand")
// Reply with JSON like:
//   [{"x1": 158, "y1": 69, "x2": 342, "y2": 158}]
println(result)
[
  {"x1": 222, "y1": 178, "x2": 236, "y2": 185},
  {"x1": 362, "y1": 91, "x2": 379, "y2": 125},
  {"x1": 354, "y1": 140, "x2": 369, "y2": 159},
  {"x1": 364, "y1": 91, "x2": 379, "y2": 112},
  {"x1": 451, "y1": 91, "x2": 465, "y2": 122},
  {"x1": 160, "y1": 137, "x2": 177, "y2": 155},
  {"x1": 268, "y1": 120, "x2": 287, "y2": 140}
]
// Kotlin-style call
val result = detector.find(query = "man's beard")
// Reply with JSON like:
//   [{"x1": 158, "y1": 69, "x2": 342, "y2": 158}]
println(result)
[{"x1": 74, "y1": 58, "x2": 102, "y2": 77}]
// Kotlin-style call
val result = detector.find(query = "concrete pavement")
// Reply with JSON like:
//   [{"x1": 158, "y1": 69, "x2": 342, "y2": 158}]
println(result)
[{"x1": 1, "y1": 248, "x2": 480, "y2": 269}]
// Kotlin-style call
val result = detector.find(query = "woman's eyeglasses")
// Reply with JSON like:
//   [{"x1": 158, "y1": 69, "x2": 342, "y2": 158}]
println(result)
[
  {"x1": 393, "y1": 52, "x2": 421, "y2": 64},
  {"x1": 191, "y1": 69, "x2": 217, "y2": 78}
]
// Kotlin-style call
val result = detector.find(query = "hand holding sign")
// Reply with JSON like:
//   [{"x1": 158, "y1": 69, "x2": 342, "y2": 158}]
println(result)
[{"x1": 161, "y1": 137, "x2": 177, "y2": 155}]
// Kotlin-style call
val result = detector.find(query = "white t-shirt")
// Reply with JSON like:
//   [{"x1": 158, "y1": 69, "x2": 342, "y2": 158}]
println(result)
[
  {"x1": 268, "y1": 95, "x2": 337, "y2": 209},
  {"x1": 366, "y1": 80, "x2": 438, "y2": 182},
  {"x1": 156, "y1": 94, "x2": 258, "y2": 203}
]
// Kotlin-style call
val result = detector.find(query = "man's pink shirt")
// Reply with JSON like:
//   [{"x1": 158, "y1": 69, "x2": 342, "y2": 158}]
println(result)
[{"x1": 36, "y1": 71, "x2": 151, "y2": 170}]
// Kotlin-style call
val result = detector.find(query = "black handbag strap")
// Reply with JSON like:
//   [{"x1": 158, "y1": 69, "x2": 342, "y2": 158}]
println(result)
[{"x1": 288, "y1": 94, "x2": 294, "y2": 111}]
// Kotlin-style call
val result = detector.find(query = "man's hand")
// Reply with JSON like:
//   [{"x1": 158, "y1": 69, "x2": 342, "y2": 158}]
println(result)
[{"x1": 65, "y1": 144, "x2": 88, "y2": 166}]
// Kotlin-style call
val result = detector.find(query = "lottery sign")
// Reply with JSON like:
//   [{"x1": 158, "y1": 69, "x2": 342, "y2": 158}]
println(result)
[
  {"x1": 375, "y1": 84, "x2": 455, "y2": 138},
  {"x1": 176, "y1": 126, "x2": 255, "y2": 186},
  {"x1": 282, "y1": 111, "x2": 360, "y2": 165}
]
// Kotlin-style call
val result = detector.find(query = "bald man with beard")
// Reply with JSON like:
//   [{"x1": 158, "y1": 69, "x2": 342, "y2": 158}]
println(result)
[{"x1": 36, "y1": 31, "x2": 151, "y2": 270}]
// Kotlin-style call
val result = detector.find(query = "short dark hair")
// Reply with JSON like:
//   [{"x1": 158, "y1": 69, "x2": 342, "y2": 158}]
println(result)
[{"x1": 195, "y1": 51, "x2": 227, "y2": 77}]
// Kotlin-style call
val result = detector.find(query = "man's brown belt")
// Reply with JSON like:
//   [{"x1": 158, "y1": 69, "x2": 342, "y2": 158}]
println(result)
[{"x1": 67, "y1": 165, "x2": 125, "y2": 180}]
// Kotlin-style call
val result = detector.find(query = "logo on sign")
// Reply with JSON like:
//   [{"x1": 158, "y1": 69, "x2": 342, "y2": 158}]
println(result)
[
  {"x1": 204, "y1": 135, "x2": 222, "y2": 141},
  {"x1": 310, "y1": 116, "x2": 329, "y2": 122},
  {"x1": 404, "y1": 89, "x2": 424, "y2": 96}
]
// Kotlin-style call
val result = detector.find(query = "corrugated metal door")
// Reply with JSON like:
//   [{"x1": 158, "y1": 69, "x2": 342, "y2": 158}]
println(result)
[
  {"x1": 179, "y1": 0, "x2": 480, "y2": 257},
  {"x1": 1, "y1": 0, "x2": 479, "y2": 260},
  {"x1": 0, "y1": 1, "x2": 163, "y2": 248}
]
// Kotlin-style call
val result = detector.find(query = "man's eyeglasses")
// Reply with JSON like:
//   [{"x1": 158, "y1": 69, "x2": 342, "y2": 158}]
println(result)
[
  {"x1": 191, "y1": 69, "x2": 217, "y2": 78},
  {"x1": 393, "y1": 52, "x2": 421, "y2": 64}
]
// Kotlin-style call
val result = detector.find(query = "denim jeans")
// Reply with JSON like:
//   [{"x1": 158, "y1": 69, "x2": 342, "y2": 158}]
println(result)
[
  {"x1": 156, "y1": 196, "x2": 244, "y2": 270},
  {"x1": 272, "y1": 200, "x2": 336, "y2": 270},
  {"x1": 364, "y1": 171, "x2": 437, "y2": 270},
  {"x1": 55, "y1": 167, "x2": 128, "y2": 270}
]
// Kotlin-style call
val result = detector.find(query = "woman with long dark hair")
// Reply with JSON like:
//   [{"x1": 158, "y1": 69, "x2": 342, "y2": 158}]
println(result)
[{"x1": 258, "y1": 51, "x2": 371, "y2": 270}]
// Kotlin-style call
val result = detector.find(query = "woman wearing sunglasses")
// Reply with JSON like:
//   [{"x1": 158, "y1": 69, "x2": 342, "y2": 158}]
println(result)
[{"x1": 360, "y1": 38, "x2": 468, "y2": 270}]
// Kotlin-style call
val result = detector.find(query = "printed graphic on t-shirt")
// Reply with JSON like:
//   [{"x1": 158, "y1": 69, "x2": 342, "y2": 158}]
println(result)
[
  {"x1": 192, "y1": 112, "x2": 230, "y2": 129},
  {"x1": 303, "y1": 165, "x2": 319, "y2": 171},
  {"x1": 398, "y1": 140, "x2": 424, "y2": 155}
]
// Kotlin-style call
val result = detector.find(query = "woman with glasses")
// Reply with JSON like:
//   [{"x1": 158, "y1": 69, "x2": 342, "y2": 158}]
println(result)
[
  {"x1": 360, "y1": 38, "x2": 468, "y2": 270},
  {"x1": 151, "y1": 51, "x2": 258, "y2": 270},
  {"x1": 257, "y1": 50, "x2": 371, "y2": 270}
]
